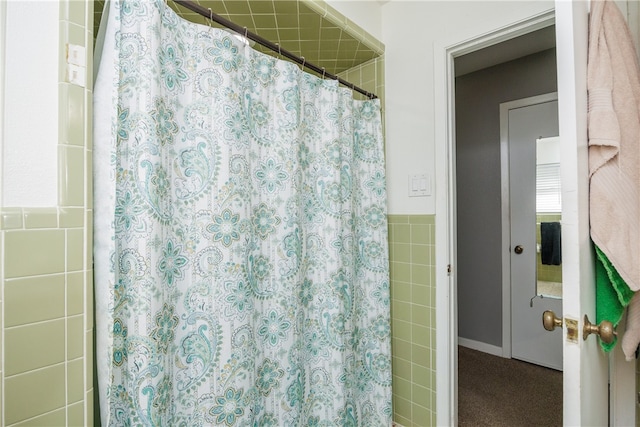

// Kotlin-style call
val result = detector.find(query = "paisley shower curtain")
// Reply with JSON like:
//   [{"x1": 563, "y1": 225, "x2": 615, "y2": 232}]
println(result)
[{"x1": 94, "y1": 1, "x2": 391, "y2": 425}]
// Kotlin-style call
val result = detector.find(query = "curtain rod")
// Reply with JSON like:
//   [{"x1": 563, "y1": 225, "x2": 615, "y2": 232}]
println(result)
[{"x1": 172, "y1": 0, "x2": 378, "y2": 100}]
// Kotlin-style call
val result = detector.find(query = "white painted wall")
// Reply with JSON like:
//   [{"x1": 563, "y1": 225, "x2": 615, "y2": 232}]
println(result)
[
  {"x1": 381, "y1": 0, "x2": 554, "y2": 214},
  {"x1": 325, "y1": 0, "x2": 383, "y2": 41},
  {"x1": 323, "y1": 1, "x2": 557, "y2": 215},
  {"x1": 0, "y1": 0, "x2": 5, "y2": 206},
  {"x1": 1, "y1": 1, "x2": 58, "y2": 207}
]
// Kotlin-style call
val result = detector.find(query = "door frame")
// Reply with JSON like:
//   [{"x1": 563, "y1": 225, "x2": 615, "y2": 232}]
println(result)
[
  {"x1": 433, "y1": 10, "x2": 556, "y2": 424},
  {"x1": 499, "y1": 92, "x2": 559, "y2": 362},
  {"x1": 434, "y1": 4, "x2": 635, "y2": 426}
]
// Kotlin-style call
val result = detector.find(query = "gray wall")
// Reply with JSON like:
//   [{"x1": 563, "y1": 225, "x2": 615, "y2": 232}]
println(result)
[{"x1": 455, "y1": 48, "x2": 557, "y2": 347}]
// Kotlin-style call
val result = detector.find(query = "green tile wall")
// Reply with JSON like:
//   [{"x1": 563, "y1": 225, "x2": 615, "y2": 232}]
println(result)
[
  {"x1": 388, "y1": 215, "x2": 437, "y2": 427},
  {"x1": 0, "y1": 1, "x2": 94, "y2": 425},
  {"x1": 338, "y1": 55, "x2": 385, "y2": 108}
]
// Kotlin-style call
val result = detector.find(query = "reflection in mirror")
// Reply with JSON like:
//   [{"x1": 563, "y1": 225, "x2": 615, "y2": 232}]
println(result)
[{"x1": 536, "y1": 136, "x2": 562, "y2": 298}]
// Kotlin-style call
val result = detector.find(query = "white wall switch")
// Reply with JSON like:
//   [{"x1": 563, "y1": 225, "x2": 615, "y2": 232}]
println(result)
[
  {"x1": 67, "y1": 44, "x2": 86, "y2": 66},
  {"x1": 66, "y1": 44, "x2": 86, "y2": 87},
  {"x1": 408, "y1": 174, "x2": 430, "y2": 197},
  {"x1": 67, "y1": 63, "x2": 86, "y2": 87}
]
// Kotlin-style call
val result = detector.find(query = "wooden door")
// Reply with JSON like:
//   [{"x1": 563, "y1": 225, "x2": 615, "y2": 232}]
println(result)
[{"x1": 555, "y1": 1, "x2": 608, "y2": 424}]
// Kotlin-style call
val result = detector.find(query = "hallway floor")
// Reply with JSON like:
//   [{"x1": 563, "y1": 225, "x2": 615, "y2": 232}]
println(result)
[{"x1": 458, "y1": 345, "x2": 562, "y2": 426}]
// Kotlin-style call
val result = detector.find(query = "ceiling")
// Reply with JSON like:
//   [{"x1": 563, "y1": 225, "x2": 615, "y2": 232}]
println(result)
[
  {"x1": 93, "y1": 0, "x2": 382, "y2": 75},
  {"x1": 455, "y1": 25, "x2": 557, "y2": 77}
]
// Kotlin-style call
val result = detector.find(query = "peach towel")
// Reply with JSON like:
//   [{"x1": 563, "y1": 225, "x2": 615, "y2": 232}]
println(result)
[{"x1": 589, "y1": 0, "x2": 640, "y2": 360}]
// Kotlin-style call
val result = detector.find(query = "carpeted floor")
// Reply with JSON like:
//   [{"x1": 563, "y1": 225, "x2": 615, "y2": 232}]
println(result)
[{"x1": 458, "y1": 345, "x2": 562, "y2": 426}]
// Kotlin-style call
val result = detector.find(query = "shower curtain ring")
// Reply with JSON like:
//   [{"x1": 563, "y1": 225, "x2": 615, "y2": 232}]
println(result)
[
  {"x1": 301, "y1": 57, "x2": 306, "y2": 71},
  {"x1": 207, "y1": 8, "x2": 213, "y2": 29},
  {"x1": 322, "y1": 67, "x2": 326, "y2": 79},
  {"x1": 244, "y1": 27, "x2": 248, "y2": 39},
  {"x1": 276, "y1": 43, "x2": 281, "y2": 59}
]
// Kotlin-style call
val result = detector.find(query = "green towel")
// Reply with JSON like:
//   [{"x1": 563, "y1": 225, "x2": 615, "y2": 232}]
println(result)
[{"x1": 595, "y1": 243, "x2": 634, "y2": 352}]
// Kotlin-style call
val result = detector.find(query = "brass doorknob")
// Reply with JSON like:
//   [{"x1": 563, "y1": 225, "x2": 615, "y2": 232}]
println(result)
[
  {"x1": 542, "y1": 310, "x2": 562, "y2": 331},
  {"x1": 514, "y1": 245, "x2": 524, "y2": 254},
  {"x1": 583, "y1": 314, "x2": 616, "y2": 344}
]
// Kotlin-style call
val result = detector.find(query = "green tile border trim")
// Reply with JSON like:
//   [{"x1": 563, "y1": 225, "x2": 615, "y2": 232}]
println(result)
[
  {"x1": 387, "y1": 215, "x2": 409, "y2": 224},
  {"x1": 409, "y1": 215, "x2": 435, "y2": 225},
  {"x1": 302, "y1": 0, "x2": 385, "y2": 55},
  {"x1": 0, "y1": 207, "x2": 89, "y2": 230},
  {"x1": 1, "y1": 208, "x2": 24, "y2": 230},
  {"x1": 388, "y1": 214, "x2": 435, "y2": 225}
]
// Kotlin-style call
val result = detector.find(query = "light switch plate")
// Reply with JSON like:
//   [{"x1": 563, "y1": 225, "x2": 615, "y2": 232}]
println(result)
[
  {"x1": 67, "y1": 44, "x2": 86, "y2": 66},
  {"x1": 67, "y1": 64, "x2": 86, "y2": 87},
  {"x1": 66, "y1": 44, "x2": 86, "y2": 87},
  {"x1": 408, "y1": 174, "x2": 430, "y2": 197}
]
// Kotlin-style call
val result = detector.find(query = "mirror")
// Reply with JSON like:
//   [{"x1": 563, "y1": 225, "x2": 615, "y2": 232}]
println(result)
[{"x1": 536, "y1": 136, "x2": 562, "y2": 298}]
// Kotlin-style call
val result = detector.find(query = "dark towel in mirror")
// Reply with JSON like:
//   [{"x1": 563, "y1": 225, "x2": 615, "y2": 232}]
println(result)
[{"x1": 541, "y1": 222, "x2": 562, "y2": 265}]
